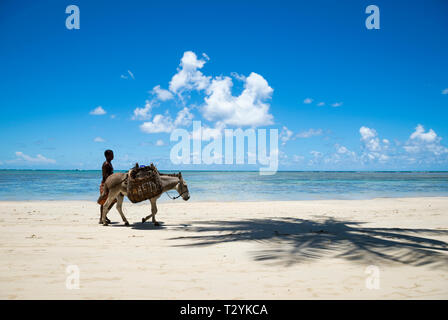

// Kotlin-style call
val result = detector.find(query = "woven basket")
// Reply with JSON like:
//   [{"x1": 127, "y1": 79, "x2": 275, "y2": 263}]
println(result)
[{"x1": 126, "y1": 163, "x2": 163, "y2": 203}]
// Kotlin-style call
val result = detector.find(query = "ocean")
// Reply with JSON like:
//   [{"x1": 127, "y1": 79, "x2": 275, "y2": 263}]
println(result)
[{"x1": 0, "y1": 170, "x2": 447, "y2": 202}]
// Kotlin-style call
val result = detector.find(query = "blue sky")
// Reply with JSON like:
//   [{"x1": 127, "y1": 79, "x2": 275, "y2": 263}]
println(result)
[{"x1": 0, "y1": 0, "x2": 447, "y2": 170}]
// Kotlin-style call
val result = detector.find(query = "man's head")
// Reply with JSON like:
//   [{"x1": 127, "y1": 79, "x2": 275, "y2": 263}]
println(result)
[{"x1": 104, "y1": 149, "x2": 114, "y2": 162}]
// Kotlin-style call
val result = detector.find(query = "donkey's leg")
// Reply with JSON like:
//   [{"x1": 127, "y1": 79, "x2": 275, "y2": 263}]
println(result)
[
  {"x1": 99, "y1": 205, "x2": 112, "y2": 224},
  {"x1": 150, "y1": 198, "x2": 159, "y2": 226},
  {"x1": 115, "y1": 193, "x2": 129, "y2": 226},
  {"x1": 101, "y1": 189, "x2": 120, "y2": 226},
  {"x1": 101, "y1": 198, "x2": 113, "y2": 226},
  {"x1": 142, "y1": 198, "x2": 159, "y2": 226},
  {"x1": 141, "y1": 213, "x2": 153, "y2": 224},
  {"x1": 142, "y1": 199, "x2": 154, "y2": 224}
]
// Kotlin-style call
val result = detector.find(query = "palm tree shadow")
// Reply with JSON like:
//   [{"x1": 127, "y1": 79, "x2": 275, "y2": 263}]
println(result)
[{"x1": 169, "y1": 217, "x2": 448, "y2": 268}]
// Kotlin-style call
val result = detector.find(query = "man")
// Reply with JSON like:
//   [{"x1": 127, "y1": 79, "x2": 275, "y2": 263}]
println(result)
[{"x1": 98, "y1": 149, "x2": 117, "y2": 224}]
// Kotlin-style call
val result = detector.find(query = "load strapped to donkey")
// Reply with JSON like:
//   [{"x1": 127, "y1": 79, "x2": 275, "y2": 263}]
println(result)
[{"x1": 126, "y1": 163, "x2": 164, "y2": 203}]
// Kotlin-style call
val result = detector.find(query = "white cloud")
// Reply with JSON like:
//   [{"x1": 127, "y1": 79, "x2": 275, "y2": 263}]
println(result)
[
  {"x1": 151, "y1": 51, "x2": 274, "y2": 128},
  {"x1": 174, "y1": 107, "x2": 194, "y2": 127},
  {"x1": 191, "y1": 123, "x2": 225, "y2": 141},
  {"x1": 132, "y1": 100, "x2": 152, "y2": 120},
  {"x1": 202, "y1": 72, "x2": 273, "y2": 127},
  {"x1": 89, "y1": 106, "x2": 106, "y2": 115},
  {"x1": 231, "y1": 72, "x2": 246, "y2": 81},
  {"x1": 317, "y1": 102, "x2": 325, "y2": 106},
  {"x1": 303, "y1": 98, "x2": 313, "y2": 104},
  {"x1": 14, "y1": 152, "x2": 56, "y2": 164},
  {"x1": 409, "y1": 124, "x2": 437, "y2": 143},
  {"x1": 169, "y1": 51, "x2": 211, "y2": 94},
  {"x1": 442, "y1": 88, "x2": 448, "y2": 95},
  {"x1": 404, "y1": 124, "x2": 448, "y2": 156},
  {"x1": 152, "y1": 85, "x2": 174, "y2": 101},
  {"x1": 296, "y1": 128, "x2": 322, "y2": 138},
  {"x1": 140, "y1": 107, "x2": 194, "y2": 135},
  {"x1": 280, "y1": 126, "x2": 293, "y2": 146},
  {"x1": 360, "y1": 126, "x2": 380, "y2": 151},
  {"x1": 155, "y1": 139, "x2": 164, "y2": 146},
  {"x1": 335, "y1": 144, "x2": 357, "y2": 159},
  {"x1": 94, "y1": 137, "x2": 105, "y2": 142},
  {"x1": 359, "y1": 126, "x2": 390, "y2": 162},
  {"x1": 331, "y1": 102, "x2": 343, "y2": 107},
  {"x1": 140, "y1": 114, "x2": 175, "y2": 133}
]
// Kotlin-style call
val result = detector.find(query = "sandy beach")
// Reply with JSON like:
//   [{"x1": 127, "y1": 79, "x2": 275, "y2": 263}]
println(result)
[{"x1": 0, "y1": 197, "x2": 447, "y2": 299}]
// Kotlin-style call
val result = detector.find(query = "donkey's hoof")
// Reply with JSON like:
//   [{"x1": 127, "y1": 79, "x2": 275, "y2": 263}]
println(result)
[
  {"x1": 141, "y1": 218, "x2": 146, "y2": 224},
  {"x1": 103, "y1": 222, "x2": 109, "y2": 226},
  {"x1": 124, "y1": 221, "x2": 130, "y2": 226},
  {"x1": 154, "y1": 222, "x2": 160, "y2": 227}
]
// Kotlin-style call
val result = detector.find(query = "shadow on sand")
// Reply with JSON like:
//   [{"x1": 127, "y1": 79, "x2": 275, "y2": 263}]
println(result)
[
  {"x1": 168, "y1": 217, "x2": 448, "y2": 268},
  {"x1": 111, "y1": 221, "x2": 167, "y2": 230}
]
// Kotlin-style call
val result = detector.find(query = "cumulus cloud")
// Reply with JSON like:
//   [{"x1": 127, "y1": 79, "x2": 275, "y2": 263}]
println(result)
[
  {"x1": 14, "y1": 152, "x2": 56, "y2": 164},
  {"x1": 94, "y1": 137, "x2": 105, "y2": 142},
  {"x1": 404, "y1": 124, "x2": 448, "y2": 156},
  {"x1": 132, "y1": 100, "x2": 152, "y2": 120},
  {"x1": 317, "y1": 102, "x2": 325, "y2": 106},
  {"x1": 146, "y1": 51, "x2": 274, "y2": 129},
  {"x1": 191, "y1": 122, "x2": 225, "y2": 141},
  {"x1": 169, "y1": 51, "x2": 211, "y2": 94},
  {"x1": 174, "y1": 107, "x2": 194, "y2": 127},
  {"x1": 409, "y1": 124, "x2": 437, "y2": 143},
  {"x1": 202, "y1": 72, "x2": 273, "y2": 127},
  {"x1": 155, "y1": 139, "x2": 164, "y2": 146},
  {"x1": 140, "y1": 107, "x2": 194, "y2": 134},
  {"x1": 336, "y1": 144, "x2": 357, "y2": 160},
  {"x1": 152, "y1": 85, "x2": 173, "y2": 101},
  {"x1": 89, "y1": 106, "x2": 106, "y2": 115},
  {"x1": 442, "y1": 88, "x2": 448, "y2": 95},
  {"x1": 331, "y1": 102, "x2": 343, "y2": 107},
  {"x1": 296, "y1": 128, "x2": 323, "y2": 138},
  {"x1": 140, "y1": 114, "x2": 175, "y2": 133},
  {"x1": 359, "y1": 126, "x2": 389, "y2": 162}
]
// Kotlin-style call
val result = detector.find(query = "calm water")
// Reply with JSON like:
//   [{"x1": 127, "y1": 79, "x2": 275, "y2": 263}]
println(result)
[{"x1": 0, "y1": 170, "x2": 447, "y2": 201}]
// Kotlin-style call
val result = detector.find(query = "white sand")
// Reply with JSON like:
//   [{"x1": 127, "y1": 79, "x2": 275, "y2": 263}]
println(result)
[{"x1": 0, "y1": 197, "x2": 447, "y2": 299}]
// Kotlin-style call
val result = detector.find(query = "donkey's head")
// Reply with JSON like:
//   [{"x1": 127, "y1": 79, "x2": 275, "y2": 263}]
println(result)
[{"x1": 176, "y1": 172, "x2": 190, "y2": 201}]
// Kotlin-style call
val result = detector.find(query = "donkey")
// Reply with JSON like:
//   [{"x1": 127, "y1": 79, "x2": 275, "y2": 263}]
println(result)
[{"x1": 98, "y1": 172, "x2": 190, "y2": 226}]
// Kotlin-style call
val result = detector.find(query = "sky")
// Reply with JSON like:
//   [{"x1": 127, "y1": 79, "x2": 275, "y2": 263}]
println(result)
[{"x1": 0, "y1": 0, "x2": 447, "y2": 171}]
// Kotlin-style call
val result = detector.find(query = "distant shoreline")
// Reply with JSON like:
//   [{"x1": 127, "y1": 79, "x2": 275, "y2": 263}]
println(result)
[
  {"x1": 1, "y1": 169, "x2": 448, "y2": 173},
  {"x1": 1, "y1": 195, "x2": 448, "y2": 203}
]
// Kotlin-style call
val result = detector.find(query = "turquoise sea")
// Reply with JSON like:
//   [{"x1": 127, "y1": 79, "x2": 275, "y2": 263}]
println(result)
[{"x1": 0, "y1": 170, "x2": 448, "y2": 202}]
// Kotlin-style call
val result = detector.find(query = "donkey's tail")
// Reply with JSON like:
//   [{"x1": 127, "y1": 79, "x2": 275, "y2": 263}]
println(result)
[{"x1": 97, "y1": 183, "x2": 109, "y2": 205}]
